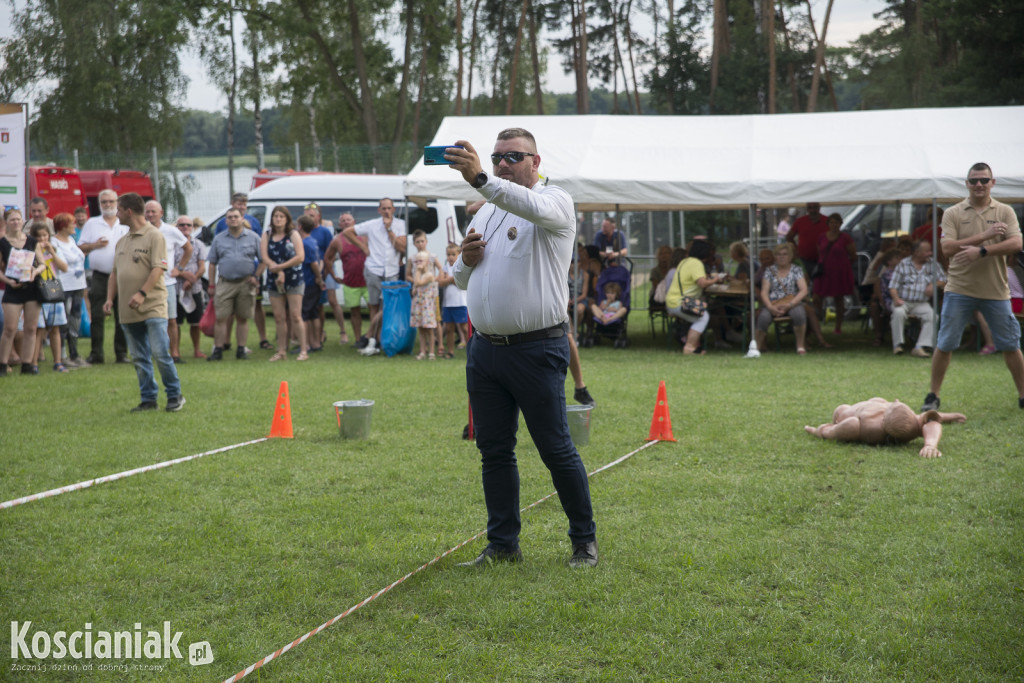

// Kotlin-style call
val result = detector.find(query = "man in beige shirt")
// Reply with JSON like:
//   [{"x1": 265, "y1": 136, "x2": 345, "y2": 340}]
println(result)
[
  {"x1": 103, "y1": 192, "x2": 185, "y2": 412},
  {"x1": 921, "y1": 162, "x2": 1024, "y2": 412}
]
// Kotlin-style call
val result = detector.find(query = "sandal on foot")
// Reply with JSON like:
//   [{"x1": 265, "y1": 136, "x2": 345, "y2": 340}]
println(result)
[
  {"x1": 415, "y1": 353, "x2": 426, "y2": 360},
  {"x1": 428, "y1": 353, "x2": 436, "y2": 360},
  {"x1": 259, "y1": 340, "x2": 274, "y2": 350},
  {"x1": 797, "y1": 347, "x2": 807, "y2": 355},
  {"x1": 296, "y1": 351, "x2": 309, "y2": 361},
  {"x1": 269, "y1": 352, "x2": 286, "y2": 362},
  {"x1": 979, "y1": 344, "x2": 996, "y2": 355},
  {"x1": 53, "y1": 362, "x2": 69, "y2": 372}
]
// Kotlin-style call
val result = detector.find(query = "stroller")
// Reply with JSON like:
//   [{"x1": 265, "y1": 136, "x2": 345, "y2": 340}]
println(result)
[{"x1": 589, "y1": 255, "x2": 633, "y2": 348}]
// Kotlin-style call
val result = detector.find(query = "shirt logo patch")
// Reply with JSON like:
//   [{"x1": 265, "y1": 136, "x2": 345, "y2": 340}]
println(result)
[{"x1": 507, "y1": 226, "x2": 518, "y2": 241}]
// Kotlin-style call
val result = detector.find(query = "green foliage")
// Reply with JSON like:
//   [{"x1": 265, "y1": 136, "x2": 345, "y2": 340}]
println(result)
[
  {"x1": 851, "y1": 0, "x2": 1024, "y2": 109},
  {"x1": 1, "y1": 0, "x2": 190, "y2": 154},
  {"x1": 1, "y1": 317, "x2": 1022, "y2": 680},
  {"x1": 645, "y1": 1, "x2": 710, "y2": 115}
]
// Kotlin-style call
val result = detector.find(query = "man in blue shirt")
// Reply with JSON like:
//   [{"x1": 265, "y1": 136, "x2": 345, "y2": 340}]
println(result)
[
  {"x1": 215, "y1": 193, "x2": 262, "y2": 236},
  {"x1": 593, "y1": 216, "x2": 627, "y2": 265}
]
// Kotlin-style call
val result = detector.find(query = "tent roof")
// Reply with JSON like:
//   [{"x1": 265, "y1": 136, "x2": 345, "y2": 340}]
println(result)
[{"x1": 404, "y1": 107, "x2": 1024, "y2": 211}]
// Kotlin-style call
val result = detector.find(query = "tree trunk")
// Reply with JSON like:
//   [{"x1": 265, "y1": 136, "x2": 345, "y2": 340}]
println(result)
[
  {"x1": 709, "y1": 0, "x2": 729, "y2": 113},
  {"x1": 227, "y1": 9, "x2": 237, "y2": 194},
  {"x1": 307, "y1": 95, "x2": 322, "y2": 170},
  {"x1": 413, "y1": 14, "x2": 429, "y2": 145},
  {"x1": 529, "y1": 3, "x2": 543, "y2": 114},
  {"x1": 766, "y1": 0, "x2": 776, "y2": 113},
  {"x1": 467, "y1": 0, "x2": 481, "y2": 115},
  {"x1": 249, "y1": 30, "x2": 264, "y2": 169},
  {"x1": 806, "y1": 0, "x2": 833, "y2": 113},
  {"x1": 390, "y1": 0, "x2": 416, "y2": 169},
  {"x1": 624, "y1": 0, "x2": 641, "y2": 115},
  {"x1": 455, "y1": 0, "x2": 464, "y2": 115},
  {"x1": 577, "y1": 0, "x2": 589, "y2": 114},
  {"x1": 506, "y1": 0, "x2": 530, "y2": 115},
  {"x1": 347, "y1": 0, "x2": 379, "y2": 148},
  {"x1": 778, "y1": 1, "x2": 800, "y2": 112}
]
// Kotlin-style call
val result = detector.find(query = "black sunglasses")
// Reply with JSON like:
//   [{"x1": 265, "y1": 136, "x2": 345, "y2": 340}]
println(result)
[
  {"x1": 967, "y1": 177, "x2": 992, "y2": 185},
  {"x1": 491, "y1": 152, "x2": 535, "y2": 165}
]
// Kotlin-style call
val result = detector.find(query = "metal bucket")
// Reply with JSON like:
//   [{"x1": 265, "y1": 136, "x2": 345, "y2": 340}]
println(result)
[
  {"x1": 334, "y1": 399, "x2": 375, "y2": 439},
  {"x1": 566, "y1": 404, "x2": 593, "y2": 446}
]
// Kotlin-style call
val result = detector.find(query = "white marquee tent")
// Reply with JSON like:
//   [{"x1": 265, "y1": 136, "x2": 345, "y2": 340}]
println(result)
[{"x1": 404, "y1": 107, "x2": 1024, "y2": 210}]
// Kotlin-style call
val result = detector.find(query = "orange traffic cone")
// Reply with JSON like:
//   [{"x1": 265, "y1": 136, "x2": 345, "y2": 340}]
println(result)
[
  {"x1": 269, "y1": 381, "x2": 294, "y2": 439},
  {"x1": 646, "y1": 380, "x2": 676, "y2": 442}
]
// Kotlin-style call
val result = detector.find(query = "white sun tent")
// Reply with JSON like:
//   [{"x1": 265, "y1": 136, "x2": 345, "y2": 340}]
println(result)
[{"x1": 404, "y1": 107, "x2": 1024, "y2": 210}]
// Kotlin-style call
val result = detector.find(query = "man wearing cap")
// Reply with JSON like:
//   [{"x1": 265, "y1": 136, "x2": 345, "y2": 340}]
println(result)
[
  {"x1": 446, "y1": 127, "x2": 599, "y2": 569},
  {"x1": 215, "y1": 192, "x2": 262, "y2": 236}
]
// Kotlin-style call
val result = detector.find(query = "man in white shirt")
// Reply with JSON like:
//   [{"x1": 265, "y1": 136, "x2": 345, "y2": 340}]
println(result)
[
  {"x1": 342, "y1": 197, "x2": 407, "y2": 356},
  {"x1": 145, "y1": 201, "x2": 193, "y2": 363},
  {"x1": 447, "y1": 127, "x2": 598, "y2": 569},
  {"x1": 78, "y1": 189, "x2": 129, "y2": 363}
]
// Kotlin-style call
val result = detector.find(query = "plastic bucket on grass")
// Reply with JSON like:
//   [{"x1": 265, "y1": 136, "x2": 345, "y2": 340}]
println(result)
[
  {"x1": 334, "y1": 399, "x2": 375, "y2": 439},
  {"x1": 566, "y1": 404, "x2": 593, "y2": 446}
]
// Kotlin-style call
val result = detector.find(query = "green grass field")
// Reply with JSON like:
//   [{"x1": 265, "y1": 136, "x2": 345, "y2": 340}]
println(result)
[{"x1": 2, "y1": 313, "x2": 1022, "y2": 681}]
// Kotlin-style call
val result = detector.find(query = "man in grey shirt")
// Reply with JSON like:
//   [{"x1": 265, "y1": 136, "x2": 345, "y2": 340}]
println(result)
[{"x1": 206, "y1": 208, "x2": 263, "y2": 360}]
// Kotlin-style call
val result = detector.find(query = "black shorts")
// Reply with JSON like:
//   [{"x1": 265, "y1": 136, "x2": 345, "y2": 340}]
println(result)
[
  {"x1": 176, "y1": 291, "x2": 205, "y2": 325},
  {"x1": 301, "y1": 285, "x2": 322, "y2": 321}
]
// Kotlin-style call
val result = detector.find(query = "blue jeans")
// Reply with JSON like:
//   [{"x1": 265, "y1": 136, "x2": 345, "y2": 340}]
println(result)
[
  {"x1": 121, "y1": 318, "x2": 181, "y2": 403},
  {"x1": 466, "y1": 333, "x2": 596, "y2": 550},
  {"x1": 936, "y1": 292, "x2": 1021, "y2": 352}
]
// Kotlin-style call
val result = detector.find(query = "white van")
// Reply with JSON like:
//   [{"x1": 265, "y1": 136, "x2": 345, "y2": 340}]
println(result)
[{"x1": 206, "y1": 173, "x2": 467, "y2": 260}]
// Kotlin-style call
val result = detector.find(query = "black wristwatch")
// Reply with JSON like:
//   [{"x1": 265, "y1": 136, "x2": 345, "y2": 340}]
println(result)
[
  {"x1": 137, "y1": 289, "x2": 148, "y2": 299},
  {"x1": 979, "y1": 246, "x2": 988, "y2": 258},
  {"x1": 471, "y1": 172, "x2": 488, "y2": 189}
]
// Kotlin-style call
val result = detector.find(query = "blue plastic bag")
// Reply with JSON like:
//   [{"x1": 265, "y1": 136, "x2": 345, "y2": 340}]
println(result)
[
  {"x1": 79, "y1": 300, "x2": 91, "y2": 337},
  {"x1": 380, "y1": 280, "x2": 416, "y2": 357}
]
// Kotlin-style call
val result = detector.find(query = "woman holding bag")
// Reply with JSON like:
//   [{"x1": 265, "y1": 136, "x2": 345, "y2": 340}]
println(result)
[
  {"x1": 666, "y1": 239, "x2": 718, "y2": 355},
  {"x1": 0, "y1": 208, "x2": 44, "y2": 375}
]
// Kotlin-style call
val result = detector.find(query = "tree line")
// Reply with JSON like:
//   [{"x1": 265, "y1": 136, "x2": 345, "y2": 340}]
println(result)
[{"x1": 1, "y1": 0, "x2": 1020, "y2": 172}]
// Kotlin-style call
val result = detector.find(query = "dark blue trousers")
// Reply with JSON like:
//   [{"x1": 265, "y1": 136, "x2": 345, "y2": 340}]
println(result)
[{"x1": 466, "y1": 333, "x2": 596, "y2": 551}]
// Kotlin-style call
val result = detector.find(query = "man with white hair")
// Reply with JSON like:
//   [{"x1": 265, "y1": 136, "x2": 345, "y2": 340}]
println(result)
[{"x1": 78, "y1": 189, "x2": 129, "y2": 363}]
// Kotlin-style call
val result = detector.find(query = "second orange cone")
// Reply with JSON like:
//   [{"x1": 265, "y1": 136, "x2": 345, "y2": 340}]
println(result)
[
  {"x1": 269, "y1": 381, "x2": 294, "y2": 439},
  {"x1": 646, "y1": 380, "x2": 676, "y2": 442}
]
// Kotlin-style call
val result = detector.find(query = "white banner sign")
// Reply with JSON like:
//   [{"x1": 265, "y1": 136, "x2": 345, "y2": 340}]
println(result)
[{"x1": 0, "y1": 103, "x2": 28, "y2": 212}]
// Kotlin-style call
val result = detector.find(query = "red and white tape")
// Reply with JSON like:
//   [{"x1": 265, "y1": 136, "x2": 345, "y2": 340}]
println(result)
[
  {"x1": 0, "y1": 438, "x2": 268, "y2": 511},
  {"x1": 222, "y1": 439, "x2": 661, "y2": 683}
]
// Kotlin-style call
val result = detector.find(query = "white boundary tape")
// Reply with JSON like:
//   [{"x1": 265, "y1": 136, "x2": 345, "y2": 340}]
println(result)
[
  {"x1": 0, "y1": 438, "x2": 269, "y2": 511},
  {"x1": 223, "y1": 439, "x2": 662, "y2": 683}
]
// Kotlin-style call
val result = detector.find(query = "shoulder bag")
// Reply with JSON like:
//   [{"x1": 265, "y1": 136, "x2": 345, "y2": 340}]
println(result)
[
  {"x1": 37, "y1": 263, "x2": 65, "y2": 303},
  {"x1": 675, "y1": 261, "x2": 707, "y2": 316}
]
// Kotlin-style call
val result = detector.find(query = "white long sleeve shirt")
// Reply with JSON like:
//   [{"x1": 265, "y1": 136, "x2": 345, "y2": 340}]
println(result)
[{"x1": 452, "y1": 176, "x2": 576, "y2": 335}]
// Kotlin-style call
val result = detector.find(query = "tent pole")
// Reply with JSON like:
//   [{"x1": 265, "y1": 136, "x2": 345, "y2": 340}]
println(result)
[
  {"x1": 748, "y1": 204, "x2": 758, "y2": 354},
  {"x1": 931, "y1": 197, "x2": 940, "y2": 318}
]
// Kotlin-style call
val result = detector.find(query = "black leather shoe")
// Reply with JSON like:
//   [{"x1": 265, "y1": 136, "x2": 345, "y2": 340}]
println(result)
[
  {"x1": 457, "y1": 545, "x2": 523, "y2": 567},
  {"x1": 207, "y1": 347, "x2": 223, "y2": 361},
  {"x1": 85, "y1": 353, "x2": 104, "y2": 365},
  {"x1": 573, "y1": 386, "x2": 596, "y2": 407},
  {"x1": 569, "y1": 541, "x2": 598, "y2": 568}
]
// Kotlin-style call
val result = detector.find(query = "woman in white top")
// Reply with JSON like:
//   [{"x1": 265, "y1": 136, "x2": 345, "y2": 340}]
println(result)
[{"x1": 52, "y1": 212, "x2": 88, "y2": 366}]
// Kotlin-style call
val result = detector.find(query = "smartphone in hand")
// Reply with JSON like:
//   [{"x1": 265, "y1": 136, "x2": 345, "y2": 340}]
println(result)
[{"x1": 424, "y1": 145, "x2": 464, "y2": 166}]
